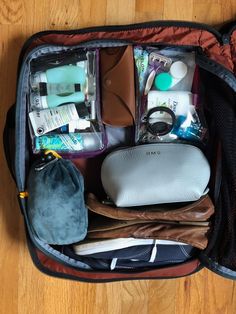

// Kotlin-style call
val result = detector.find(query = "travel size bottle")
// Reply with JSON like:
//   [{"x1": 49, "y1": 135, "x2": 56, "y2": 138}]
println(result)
[
  {"x1": 30, "y1": 63, "x2": 86, "y2": 89},
  {"x1": 30, "y1": 90, "x2": 85, "y2": 110}
]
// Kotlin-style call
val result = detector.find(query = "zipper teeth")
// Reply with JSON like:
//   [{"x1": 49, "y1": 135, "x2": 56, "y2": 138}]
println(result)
[
  {"x1": 22, "y1": 195, "x2": 193, "y2": 273},
  {"x1": 197, "y1": 54, "x2": 236, "y2": 91},
  {"x1": 29, "y1": 232, "x2": 193, "y2": 274},
  {"x1": 104, "y1": 142, "x2": 202, "y2": 160},
  {"x1": 224, "y1": 24, "x2": 236, "y2": 38},
  {"x1": 21, "y1": 20, "x2": 223, "y2": 45},
  {"x1": 16, "y1": 26, "x2": 235, "y2": 273},
  {"x1": 18, "y1": 20, "x2": 223, "y2": 71}
]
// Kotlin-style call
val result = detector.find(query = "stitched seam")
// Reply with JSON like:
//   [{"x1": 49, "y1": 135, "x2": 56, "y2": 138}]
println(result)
[{"x1": 179, "y1": 245, "x2": 191, "y2": 258}]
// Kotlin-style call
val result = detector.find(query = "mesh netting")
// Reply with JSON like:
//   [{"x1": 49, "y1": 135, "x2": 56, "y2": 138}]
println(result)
[{"x1": 201, "y1": 69, "x2": 236, "y2": 269}]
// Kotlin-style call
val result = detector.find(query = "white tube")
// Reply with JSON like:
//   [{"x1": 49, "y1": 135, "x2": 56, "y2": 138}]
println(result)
[{"x1": 29, "y1": 103, "x2": 79, "y2": 136}]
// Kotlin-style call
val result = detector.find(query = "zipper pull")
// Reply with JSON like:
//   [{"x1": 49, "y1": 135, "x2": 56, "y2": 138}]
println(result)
[{"x1": 222, "y1": 34, "x2": 230, "y2": 45}]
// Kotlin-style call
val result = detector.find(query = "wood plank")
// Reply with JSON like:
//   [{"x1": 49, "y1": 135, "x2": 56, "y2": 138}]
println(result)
[{"x1": 1, "y1": 1, "x2": 236, "y2": 313}]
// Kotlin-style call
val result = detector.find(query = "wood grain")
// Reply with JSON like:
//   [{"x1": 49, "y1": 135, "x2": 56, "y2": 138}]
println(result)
[{"x1": 1, "y1": 1, "x2": 236, "y2": 313}]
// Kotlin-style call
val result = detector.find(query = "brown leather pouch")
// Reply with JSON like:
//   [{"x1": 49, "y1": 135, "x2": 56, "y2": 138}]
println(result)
[
  {"x1": 100, "y1": 46, "x2": 136, "y2": 126},
  {"x1": 86, "y1": 193, "x2": 215, "y2": 222}
]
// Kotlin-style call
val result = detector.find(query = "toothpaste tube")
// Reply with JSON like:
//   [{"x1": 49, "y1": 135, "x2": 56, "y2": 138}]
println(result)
[
  {"x1": 35, "y1": 132, "x2": 103, "y2": 152},
  {"x1": 134, "y1": 47, "x2": 149, "y2": 93}
]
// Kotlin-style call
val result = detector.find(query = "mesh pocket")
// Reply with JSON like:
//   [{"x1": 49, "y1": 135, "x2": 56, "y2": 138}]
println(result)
[{"x1": 200, "y1": 68, "x2": 236, "y2": 270}]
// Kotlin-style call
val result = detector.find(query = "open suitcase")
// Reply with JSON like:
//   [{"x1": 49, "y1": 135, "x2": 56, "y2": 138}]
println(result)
[{"x1": 4, "y1": 20, "x2": 236, "y2": 282}]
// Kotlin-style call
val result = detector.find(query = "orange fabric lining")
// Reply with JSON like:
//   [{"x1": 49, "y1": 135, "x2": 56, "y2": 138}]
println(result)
[
  {"x1": 28, "y1": 26, "x2": 233, "y2": 72},
  {"x1": 229, "y1": 29, "x2": 236, "y2": 73},
  {"x1": 36, "y1": 250, "x2": 200, "y2": 280}
]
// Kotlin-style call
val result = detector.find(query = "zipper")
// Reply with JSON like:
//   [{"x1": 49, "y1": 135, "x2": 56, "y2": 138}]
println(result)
[
  {"x1": 199, "y1": 253, "x2": 236, "y2": 280},
  {"x1": 21, "y1": 203, "x2": 92, "y2": 270},
  {"x1": 30, "y1": 241, "x2": 203, "y2": 283},
  {"x1": 15, "y1": 41, "x2": 129, "y2": 192},
  {"x1": 196, "y1": 53, "x2": 236, "y2": 91},
  {"x1": 219, "y1": 22, "x2": 236, "y2": 41},
  {"x1": 221, "y1": 34, "x2": 230, "y2": 45},
  {"x1": 27, "y1": 225, "x2": 202, "y2": 278},
  {"x1": 15, "y1": 25, "x2": 236, "y2": 276},
  {"x1": 17, "y1": 44, "x2": 235, "y2": 272},
  {"x1": 24, "y1": 207, "x2": 198, "y2": 274},
  {"x1": 17, "y1": 20, "x2": 224, "y2": 73}
]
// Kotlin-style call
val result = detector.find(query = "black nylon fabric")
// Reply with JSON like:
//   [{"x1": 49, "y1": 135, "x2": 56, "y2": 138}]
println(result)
[
  {"x1": 200, "y1": 69, "x2": 236, "y2": 270},
  {"x1": 60, "y1": 244, "x2": 197, "y2": 270}
]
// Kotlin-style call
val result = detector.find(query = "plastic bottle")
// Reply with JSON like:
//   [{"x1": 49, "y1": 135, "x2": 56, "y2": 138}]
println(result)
[
  {"x1": 30, "y1": 90, "x2": 85, "y2": 109},
  {"x1": 29, "y1": 103, "x2": 81, "y2": 136},
  {"x1": 147, "y1": 91, "x2": 193, "y2": 116},
  {"x1": 37, "y1": 82, "x2": 81, "y2": 96},
  {"x1": 35, "y1": 132, "x2": 103, "y2": 152},
  {"x1": 154, "y1": 61, "x2": 188, "y2": 91},
  {"x1": 169, "y1": 61, "x2": 188, "y2": 86},
  {"x1": 154, "y1": 72, "x2": 173, "y2": 91},
  {"x1": 30, "y1": 64, "x2": 86, "y2": 89}
]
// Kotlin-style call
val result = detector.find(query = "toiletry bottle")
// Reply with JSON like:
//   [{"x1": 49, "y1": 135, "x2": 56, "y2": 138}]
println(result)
[
  {"x1": 147, "y1": 91, "x2": 193, "y2": 116},
  {"x1": 29, "y1": 103, "x2": 87, "y2": 136},
  {"x1": 154, "y1": 61, "x2": 188, "y2": 91},
  {"x1": 30, "y1": 64, "x2": 86, "y2": 89},
  {"x1": 169, "y1": 61, "x2": 188, "y2": 87},
  {"x1": 35, "y1": 132, "x2": 103, "y2": 152},
  {"x1": 38, "y1": 82, "x2": 81, "y2": 96},
  {"x1": 30, "y1": 90, "x2": 85, "y2": 110}
]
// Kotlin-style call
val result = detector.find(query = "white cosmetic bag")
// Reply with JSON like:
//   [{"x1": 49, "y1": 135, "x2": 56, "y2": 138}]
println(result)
[{"x1": 101, "y1": 143, "x2": 210, "y2": 207}]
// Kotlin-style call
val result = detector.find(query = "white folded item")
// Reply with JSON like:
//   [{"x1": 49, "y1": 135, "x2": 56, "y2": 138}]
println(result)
[{"x1": 73, "y1": 238, "x2": 188, "y2": 256}]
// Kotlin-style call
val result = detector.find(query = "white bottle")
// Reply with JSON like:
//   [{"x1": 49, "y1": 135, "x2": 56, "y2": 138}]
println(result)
[
  {"x1": 29, "y1": 103, "x2": 80, "y2": 136},
  {"x1": 169, "y1": 61, "x2": 188, "y2": 87},
  {"x1": 147, "y1": 91, "x2": 193, "y2": 117}
]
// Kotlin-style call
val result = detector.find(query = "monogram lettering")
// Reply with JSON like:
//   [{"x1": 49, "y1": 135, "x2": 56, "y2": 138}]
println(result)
[{"x1": 146, "y1": 151, "x2": 160, "y2": 156}]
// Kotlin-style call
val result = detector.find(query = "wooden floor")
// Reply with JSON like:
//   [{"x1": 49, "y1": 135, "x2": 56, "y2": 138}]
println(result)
[{"x1": 1, "y1": 0, "x2": 236, "y2": 313}]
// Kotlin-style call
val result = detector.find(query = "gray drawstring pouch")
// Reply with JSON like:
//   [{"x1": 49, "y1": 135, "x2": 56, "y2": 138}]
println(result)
[{"x1": 27, "y1": 154, "x2": 88, "y2": 245}]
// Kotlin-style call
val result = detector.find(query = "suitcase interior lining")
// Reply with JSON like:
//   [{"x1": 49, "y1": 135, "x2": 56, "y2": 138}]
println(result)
[{"x1": 16, "y1": 41, "x2": 235, "y2": 273}]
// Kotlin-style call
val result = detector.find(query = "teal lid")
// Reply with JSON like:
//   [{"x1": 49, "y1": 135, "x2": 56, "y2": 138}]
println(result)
[{"x1": 154, "y1": 72, "x2": 172, "y2": 91}]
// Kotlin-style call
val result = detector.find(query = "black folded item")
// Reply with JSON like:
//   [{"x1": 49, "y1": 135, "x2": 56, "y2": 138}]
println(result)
[
  {"x1": 27, "y1": 153, "x2": 88, "y2": 245},
  {"x1": 61, "y1": 242, "x2": 197, "y2": 271}
]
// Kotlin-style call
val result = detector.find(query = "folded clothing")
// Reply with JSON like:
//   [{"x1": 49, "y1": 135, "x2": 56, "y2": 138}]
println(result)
[
  {"x1": 86, "y1": 193, "x2": 214, "y2": 222},
  {"x1": 27, "y1": 153, "x2": 88, "y2": 245},
  {"x1": 87, "y1": 215, "x2": 209, "y2": 249},
  {"x1": 73, "y1": 238, "x2": 189, "y2": 255},
  {"x1": 62, "y1": 240, "x2": 197, "y2": 270}
]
